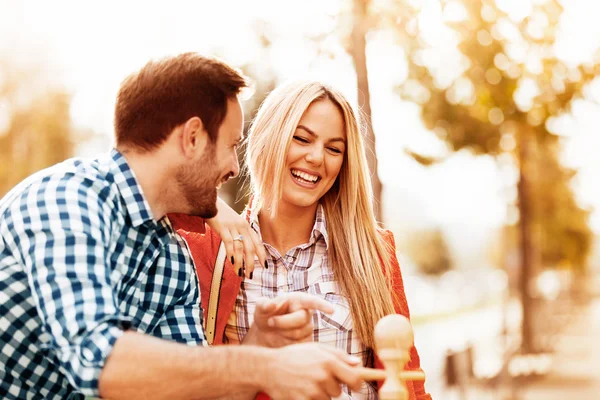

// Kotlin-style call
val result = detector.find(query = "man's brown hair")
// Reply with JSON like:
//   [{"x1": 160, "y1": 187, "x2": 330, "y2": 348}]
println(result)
[{"x1": 114, "y1": 52, "x2": 248, "y2": 151}]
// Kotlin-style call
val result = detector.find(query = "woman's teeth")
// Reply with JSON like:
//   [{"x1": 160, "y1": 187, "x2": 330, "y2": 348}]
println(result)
[{"x1": 291, "y1": 169, "x2": 319, "y2": 183}]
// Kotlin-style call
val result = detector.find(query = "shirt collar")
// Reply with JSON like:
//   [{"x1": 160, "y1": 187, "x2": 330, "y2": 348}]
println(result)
[
  {"x1": 248, "y1": 202, "x2": 330, "y2": 250},
  {"x1": 106, "y1": 149, "x2": 155, "y2": 227},
  {"x1": 311, "y1": 204, "x2": 329, "y2": 249}
]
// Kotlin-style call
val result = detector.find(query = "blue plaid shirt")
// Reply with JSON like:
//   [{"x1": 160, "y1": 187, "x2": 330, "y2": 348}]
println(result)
[{"x1": 0, "y1": 150, "x2": 205, "y2": 399}]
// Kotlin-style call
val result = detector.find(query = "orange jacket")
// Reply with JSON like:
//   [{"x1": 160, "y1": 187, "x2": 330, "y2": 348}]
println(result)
[{"x1": 169, "y1": 213, "x2": 431, "y2": 400}]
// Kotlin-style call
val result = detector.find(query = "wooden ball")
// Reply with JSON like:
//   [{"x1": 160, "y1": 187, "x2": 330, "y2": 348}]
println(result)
[{"x1": 374, "y1": 314, "x2": 414, "y2": 351}]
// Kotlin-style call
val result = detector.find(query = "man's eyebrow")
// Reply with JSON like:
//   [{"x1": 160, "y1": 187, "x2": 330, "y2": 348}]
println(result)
[{"x1": 297, "y1": 125, "x2": 346, "y2": 144}]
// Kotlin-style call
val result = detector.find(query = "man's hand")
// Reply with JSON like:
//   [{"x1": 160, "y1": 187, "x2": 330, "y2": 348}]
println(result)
[
  {"x1": 244, "y1": 293, "x2": 334, "y2": 348},
  {"x1": 205, "y1": 197, "x2": 267, "y2": 278},
  {"x1": 98, "y1": 332, "x2": 364, "y2": 400},
  {"x1": 259, "y1": 343, "x2": 364, "y2": 400}
]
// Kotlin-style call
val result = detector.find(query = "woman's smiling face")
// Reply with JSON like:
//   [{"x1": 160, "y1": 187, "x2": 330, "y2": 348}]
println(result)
[{"x1": 281, "y1": 98, "x2": 346, "y2": 211}]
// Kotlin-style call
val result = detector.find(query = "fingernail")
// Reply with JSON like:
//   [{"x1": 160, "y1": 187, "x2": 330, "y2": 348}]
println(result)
[
  {"x1": 238, "y1": 268, "x2": 243, "y2": 277},
  {"x1": 264, "y1": 260, "x2": 268, "y2": 269},
  {"x1": 231, "y1": 256, "x2": 235, "y2": 264},
  {"x1": 250, "y1": 271, "x2": 254, "y2": 280}
]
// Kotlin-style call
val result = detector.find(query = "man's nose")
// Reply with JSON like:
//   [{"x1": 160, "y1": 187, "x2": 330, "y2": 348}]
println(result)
[{"x1": 230, "y1": 151, "x2": 240, "y2": 178}]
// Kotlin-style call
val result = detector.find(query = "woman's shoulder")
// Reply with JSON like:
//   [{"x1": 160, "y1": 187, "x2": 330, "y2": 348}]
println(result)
[
  {"x1": 168, "y1": 213, "x2": 206, "y2": 234},
  {"x1": 376, "y1": 228, "x2": 397, "y2": 247},
  {"x1": 168, "y1": 213, "x2": 223, "y2": 249}
]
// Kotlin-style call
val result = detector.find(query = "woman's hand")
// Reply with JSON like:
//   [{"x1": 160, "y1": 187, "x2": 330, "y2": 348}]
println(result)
[
  {"x1": 243, "y1": 293, "x2": 334, "y2": 348},
  {"x1": 205, "y1": 197, "x2": 267, "y2": 278}
]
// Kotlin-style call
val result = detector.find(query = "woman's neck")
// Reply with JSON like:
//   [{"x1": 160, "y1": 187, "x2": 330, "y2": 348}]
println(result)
[{"x1": 258, "y1": 202, "x2": 318, "y2": 256}]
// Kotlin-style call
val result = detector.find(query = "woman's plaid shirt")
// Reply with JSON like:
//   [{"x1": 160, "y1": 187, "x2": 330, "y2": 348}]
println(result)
[{"x1": 224, "y1": 205, "x2": 378, "y2": 399}]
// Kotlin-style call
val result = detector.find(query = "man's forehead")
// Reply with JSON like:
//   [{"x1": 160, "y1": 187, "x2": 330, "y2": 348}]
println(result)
[
  {"x1": 220, "y1": 127, "x2": 242, "y2": 145},
  {"x1": 218, "y1": 97, "x2": 244, "y2": 143},
  {"x1": 231, "y1": 123, "x2": 243, "y2": 141}
]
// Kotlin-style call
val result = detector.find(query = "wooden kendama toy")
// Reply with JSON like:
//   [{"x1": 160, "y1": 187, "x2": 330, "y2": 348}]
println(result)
[{"x1": 357, "y1": 314, "x2": 426, "y2": 400}]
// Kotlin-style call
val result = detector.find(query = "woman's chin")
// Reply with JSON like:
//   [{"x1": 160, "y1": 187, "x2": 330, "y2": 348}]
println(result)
[{"x1": 282, "y1": 194, "x2": 319, "y2": 210}]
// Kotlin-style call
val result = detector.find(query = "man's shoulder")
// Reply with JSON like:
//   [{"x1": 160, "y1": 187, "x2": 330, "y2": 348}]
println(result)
[{"x1": 0, "y1": 156, "x2": 120, "y2": 220}]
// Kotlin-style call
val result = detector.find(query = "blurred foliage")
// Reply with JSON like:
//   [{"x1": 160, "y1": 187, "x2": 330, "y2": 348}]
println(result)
[
  {"x1": 380, "y1": 0, "x2": 599, "y2": 351},
  {"x1": 495, "y1": 141, "x2": 593, "y2": 273},
  {"x1": 0, "y1": 59, "x2": 76, "y2": 197},
  {"x1": 404, "y1": 228, "x2": 453, "y2": 275},
  {"x1": 523, "y1": 138, "x2": 591, "y2": 270},
  {"x1": 385, "y1": 0, "x2": 597, "y2": 273}
]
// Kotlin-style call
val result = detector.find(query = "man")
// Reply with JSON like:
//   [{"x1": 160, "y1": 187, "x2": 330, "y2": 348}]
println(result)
[{"x1": 0, "y1": 53, "x2": 364, "y2": 400}]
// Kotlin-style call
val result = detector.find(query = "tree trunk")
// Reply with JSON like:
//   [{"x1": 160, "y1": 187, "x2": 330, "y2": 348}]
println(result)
[
  {"x1": 517, "y1": 131, "x2": 535, "y2": 353},
  {"x1": 349, "y1": 0, "x2": 383, "y2": 223}
]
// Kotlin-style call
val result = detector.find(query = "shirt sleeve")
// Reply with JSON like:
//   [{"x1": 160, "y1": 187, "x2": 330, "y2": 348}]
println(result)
[
  {"x1": 150, "y1": 303, "x2": 207, "y2": 347},
  {"x1": 147, "y1": 230, "x2": 206, "y2": 346},
  {"x1": 7, "y1": 176, "x2": 131, "y2": 396}
]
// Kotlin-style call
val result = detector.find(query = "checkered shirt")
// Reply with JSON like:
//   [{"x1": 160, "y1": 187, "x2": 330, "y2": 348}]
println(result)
[
  {"x1": 224, "y1": 205, "x2": 377, "y2": 399},
  {"x1": 0, "y1": 149, "x2": 204, "y2": 400}
]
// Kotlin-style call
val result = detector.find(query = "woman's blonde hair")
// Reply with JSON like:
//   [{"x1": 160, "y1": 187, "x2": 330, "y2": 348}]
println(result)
[{"x1": 246, "y1": 80, "x2": 396, "y2": 348}]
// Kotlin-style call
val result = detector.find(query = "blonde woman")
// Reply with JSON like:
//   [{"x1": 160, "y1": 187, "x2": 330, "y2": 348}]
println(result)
[{"x1": 170, "y1": 81, "x2": 431, "y2": 400}]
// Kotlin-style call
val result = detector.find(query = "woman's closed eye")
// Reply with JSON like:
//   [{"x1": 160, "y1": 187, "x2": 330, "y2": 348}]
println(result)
[
  {"x1": 294, "y1": 135, "x2": 343, "y2": 154},
  {"x1": 293, "y1": 135, "x2": 310, "y2": 143}
]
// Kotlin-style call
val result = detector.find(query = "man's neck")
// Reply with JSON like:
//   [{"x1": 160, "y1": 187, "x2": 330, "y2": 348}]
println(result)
[
  {"x1": 258, "y1": 202, "x2": 318, "y2": 256},
  {"x1": 119, "y1": 148, "x2": 172, "y2": 221}
]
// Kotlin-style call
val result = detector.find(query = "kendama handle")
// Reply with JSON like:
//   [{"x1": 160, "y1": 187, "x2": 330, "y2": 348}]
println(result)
[
  {"x1": 357, "y1": 367, "x2": 387, "y2": 381},
  {"x1": 357, "y1": 367, "x2": 426, "y2": 382}
]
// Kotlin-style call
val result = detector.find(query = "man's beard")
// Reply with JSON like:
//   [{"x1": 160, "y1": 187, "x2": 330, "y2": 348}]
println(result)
[{"x1": 176, "y1": 150, "x2": 220, "y2": 219}]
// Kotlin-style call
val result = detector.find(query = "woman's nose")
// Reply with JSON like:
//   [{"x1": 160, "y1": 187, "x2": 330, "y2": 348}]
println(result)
[{"x1": 305, "y1": 145, "x2": 324, "y2": 165}]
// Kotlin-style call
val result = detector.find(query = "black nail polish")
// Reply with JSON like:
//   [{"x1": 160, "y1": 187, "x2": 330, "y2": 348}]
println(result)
[
  {"x1": 231, "y1": 256, "x2": 235, "y2": 265},
  {"x1": 238, "y1": 268, "x2": 243, "y2": 277},
  {"x1": 264, "y1": 260, "x2": 268, "y2": 269},
  {"x1": 250, "y1": 271, "x2": 254, "y2": 280}
]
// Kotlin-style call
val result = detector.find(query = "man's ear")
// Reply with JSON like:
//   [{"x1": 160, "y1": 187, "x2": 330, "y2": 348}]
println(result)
[{"x1": 180, "y1": 116, "x2": 209, "y2": 158}]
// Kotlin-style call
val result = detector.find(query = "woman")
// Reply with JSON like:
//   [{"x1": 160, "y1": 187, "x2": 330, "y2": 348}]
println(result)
[{"x1": 171, "y1": 81, "x2": 431, "y2": 399}]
